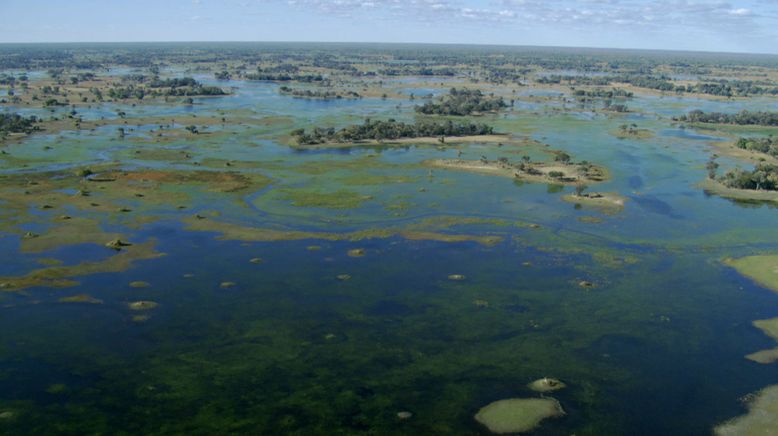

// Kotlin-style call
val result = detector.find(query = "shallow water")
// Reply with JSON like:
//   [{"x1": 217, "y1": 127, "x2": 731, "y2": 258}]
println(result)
[{"x1": 2, "y1": 71, "x2": 778, "y2": 435}]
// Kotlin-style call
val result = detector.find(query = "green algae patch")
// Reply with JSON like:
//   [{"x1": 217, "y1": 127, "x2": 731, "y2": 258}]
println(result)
[
  {"x1": 715, "y1": 385, "x2": 778, "y2": 435},
  {"x1": 338, "y1": 174, "x2": 417, "y2": 186},
  {"x1": 0, "y1": 241, "x2": 164, "y2": 292},
  {"x1": 20, "y1": 217, "x2": 124, "y2": 254},
  {"x1": 724, "y1": 255, "x2": 778, "y2": 294},
  {"x1": 182, "y1": 216, "x2": 503, "y2": 246},
  {"x1": 58, "y1": 294, "x2": 103, "y2": 304},
  {"x1": 474, "y1": 398, "x2": 565, "y2": 434},
  {"x1": 399, "y1": 230, "x2": 502, "y2": 246},
  {"x1": 280, "y1": 189, "x2": 372, "y2": 209}
]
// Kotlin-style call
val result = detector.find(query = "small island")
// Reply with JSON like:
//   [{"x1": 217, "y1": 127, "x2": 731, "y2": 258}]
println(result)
[
  {"x1": 415, "y1": 88, "x2": 507, "y2": 116},
  {"x1": 425, "y1": 153, "x2": 608, "y2": 186},
  {"x1": 290, "y1": 118, "x2": 497, "y2": 147}
]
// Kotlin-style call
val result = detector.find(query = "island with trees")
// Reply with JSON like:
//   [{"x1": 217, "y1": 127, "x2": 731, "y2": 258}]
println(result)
[
  {"x1": 279, "y1": 86, "x2": 361, "y2": 100},
  {"x1": 676, "y1": 110, "x2": 778, "y2": 127},
  {"x1": 415, "y1": 88, "x2": 507, "y2": 116},
  {"x1": 290, "y1": 118, "x2": 497, "y2": 146}
]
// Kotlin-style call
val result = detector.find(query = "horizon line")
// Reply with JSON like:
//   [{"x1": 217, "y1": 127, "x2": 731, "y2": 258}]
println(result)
[{"x1": 1, "y1": 40, "x2": 777, "y2": 57}]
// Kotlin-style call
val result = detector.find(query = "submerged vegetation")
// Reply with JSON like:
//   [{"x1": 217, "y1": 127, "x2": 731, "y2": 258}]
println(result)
[{"x1": 3, "y1": 41, "x2": 778, "y2": 435}]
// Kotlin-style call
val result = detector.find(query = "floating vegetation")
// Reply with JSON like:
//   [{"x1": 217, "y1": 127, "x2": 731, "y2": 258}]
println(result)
[{"x1": 58, "y1": 294, "x2": 103, "y2": 304}]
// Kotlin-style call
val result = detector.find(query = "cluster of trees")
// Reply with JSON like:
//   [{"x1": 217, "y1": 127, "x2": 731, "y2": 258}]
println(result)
[
  {"x1": 245, "y1": 73, "x2": 324, "y2": 82},
  {"x1": 682, "y1": 80, "x2": 778, "y2": 97},
  {"x1": 279, "y1": 86, "x2": 360, "y2": 100},
  {"x1": 291, "y1": 118, "x2": 494, "y2": 145},
  {"x1": 105, "y1": 77, "x2": 225, "y2": 100},
  {"x1": 0, "y1": 74, "x2": 27, "y2": 85},
  {"x1": 0, "y1": 113, "x2": 39, "y2": 136},
  {"x1": 147, "y1": 77, "x2": 199, "y2": 88},
  {"x1": 573, "y1": 88, "x2": 633, "y2": 99},
  {"x1": 676, "y1": 110, "x2": 778, "y2": 126},
  {"x1": 721, "y1": 163, "x2": 778, "y2": 191},
  {"x1": 735, "y1": 136, "x2": 778, "y2": 157},
  {"x1": 415, "y1": 88, "x2": 507, "y2": 116},
  {"x1": 540, "y1": 74, "x2": 778, "y2": 97},
  {"x1": 379, "y1": 67, "x2": 457, "y2": 77}
]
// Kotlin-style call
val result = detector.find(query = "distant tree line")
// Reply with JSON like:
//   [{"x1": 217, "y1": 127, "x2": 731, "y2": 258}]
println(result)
[
  {"x1": 279, "y1": 86, "x2": 361, "y2": 100},
  {"x1": 415, "y1": 88, "x2": 507, "y2": 116},
  {"x1": 245, "y1": 73, "x2": 324, "y2": 83},
  {"x1": 573, "y1": 88, "x2": 633, "y2": 99},
  {"x1": 291, "y1": 118, "x2": 494, "y2": 145},
  {"x1": 676, "y1": 110, "x2": 778, "y2": 126},
  {"x1": 379, "y1": 67, "x2": 457, "y2": 77},
  {"x1": 105, "y1": 77, "x2": 226, "y2": 100},
  {"x1": 539, "y1": 74, "x2": 778, "y2": 97}
]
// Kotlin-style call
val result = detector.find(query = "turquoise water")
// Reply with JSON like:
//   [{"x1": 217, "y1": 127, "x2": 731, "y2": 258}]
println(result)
[{"x1": 2, "y1": 73, "x2": 778, "y2": 434}]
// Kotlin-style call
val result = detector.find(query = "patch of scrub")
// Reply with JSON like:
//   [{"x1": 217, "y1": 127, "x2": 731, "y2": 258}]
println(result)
[
  {"x1": 714, "y1": 385, "x2": 778, "y2": 435},
  {"x1": 474, "y1": 397, "x2": 565, "y2": 434}
]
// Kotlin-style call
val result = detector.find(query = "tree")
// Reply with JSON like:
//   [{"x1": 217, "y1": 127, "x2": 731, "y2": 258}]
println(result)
[
  {"x1": 575, "y1": 182, "x2": 588, "y2": 197},
  {"x1": 555, "y1": 152, "x2": 571, "y2": 164},
  {"x1": 706, "y1": 157, "x2": 719, "y2": 179}
]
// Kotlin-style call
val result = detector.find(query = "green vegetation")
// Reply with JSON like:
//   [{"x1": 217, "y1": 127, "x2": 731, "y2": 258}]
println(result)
[
  {"x1": 107, "y1": 77, "x2": 226, "y2": 99},
  {"x1": 676, "y1": 110, "x2": 778, "y2": 126},
  {"x1": 245, "y1": 72, "x2": 324, "y2": 82},
  {"x1": 415, "y1": 88, "x2": 507, "y2": 115},
  {"x1": 735, "y1": 136, "x2": 778, "y2": 157},
  {"x1": 279, "y1": 86, "x2": 360, "y2": 100},
  {"x1": 541, "y1": 74, "x2": 778, "y2": 97},
  {"x1": 720, "y1": 163, "x2": 778, "y2": 191},
  {"x1": 0, "y1": 113, "x2": 39, "y2": 136},
  {"x1": 573, "y1": 88, "x2": 633, "y2": 99},
  {"x1": 291, "y1": 118, "x2": 494, "y2": 145}
]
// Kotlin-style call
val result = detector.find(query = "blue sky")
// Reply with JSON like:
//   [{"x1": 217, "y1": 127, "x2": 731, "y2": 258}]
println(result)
[{"x1": 2, "y1": 0, "x2": 778, "y2": 54}]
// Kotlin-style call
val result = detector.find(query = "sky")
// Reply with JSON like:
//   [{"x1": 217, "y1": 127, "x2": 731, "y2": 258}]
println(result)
[{"x1": 2, "y1": 0, "x2": 778, "y2": 54}]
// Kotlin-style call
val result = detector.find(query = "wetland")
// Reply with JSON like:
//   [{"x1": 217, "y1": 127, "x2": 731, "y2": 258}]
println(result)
[{"x1": 2, "y1": 42, "x2": 778, "y2": 434}]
